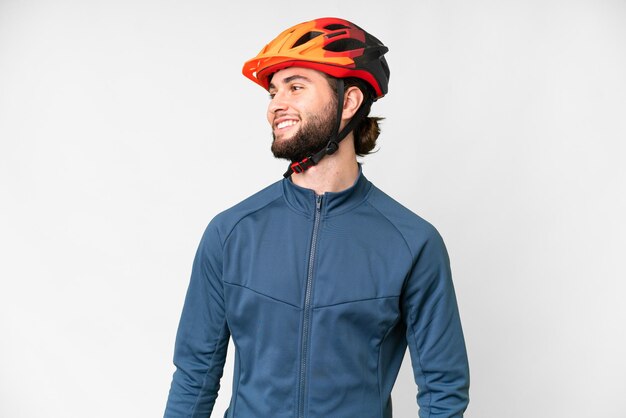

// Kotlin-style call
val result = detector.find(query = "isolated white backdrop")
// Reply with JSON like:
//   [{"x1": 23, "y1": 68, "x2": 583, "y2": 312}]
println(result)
[{"x1": 1, "y1": 1, "x2": 625, "y2": 417}]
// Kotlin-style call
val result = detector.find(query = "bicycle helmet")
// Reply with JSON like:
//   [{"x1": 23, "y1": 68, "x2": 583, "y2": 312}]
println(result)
[{"x1": 243, "y1": 17, "x2": 389, "y2": 98}]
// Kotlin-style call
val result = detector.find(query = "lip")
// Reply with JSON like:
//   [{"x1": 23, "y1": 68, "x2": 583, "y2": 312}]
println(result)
[
  {"x1": 275, "y1": 121, "x2": 299, "y2": 131},
  {"x1": 273, "y1": 115, "x2": 300, "y2": 130}
]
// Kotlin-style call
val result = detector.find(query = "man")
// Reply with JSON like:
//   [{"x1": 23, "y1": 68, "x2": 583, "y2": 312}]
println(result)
[{"x1": 165, "y1": 17, "x2": 469, "y2": 418}]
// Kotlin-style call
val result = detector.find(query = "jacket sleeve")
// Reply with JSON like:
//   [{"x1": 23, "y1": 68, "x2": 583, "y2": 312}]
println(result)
[
  {"x1": 164, "y1": 220, "x2": 230, "y2": 417},
  {"x1": 401, "y1": 226, "x2": 470, "y2": 417}
]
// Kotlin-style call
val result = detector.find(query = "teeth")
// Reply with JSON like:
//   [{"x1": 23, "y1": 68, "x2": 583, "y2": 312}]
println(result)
[{"x1": 277, "y1": 120, "x2": 298, "y2": 129}]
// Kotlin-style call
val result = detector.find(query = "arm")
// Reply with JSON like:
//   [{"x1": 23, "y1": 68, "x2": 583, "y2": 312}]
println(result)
[
  {"x1": 402, "y1": 226, "x2": 470, "y2": 417},
  {"x1": 165, "y1": 221, "x2": 230, "y2": 417}
]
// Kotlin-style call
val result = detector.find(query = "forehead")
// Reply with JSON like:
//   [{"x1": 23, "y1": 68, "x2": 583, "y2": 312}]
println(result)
[{"x1": 268, "y1": 67, "x2": 330, "y2": 88}]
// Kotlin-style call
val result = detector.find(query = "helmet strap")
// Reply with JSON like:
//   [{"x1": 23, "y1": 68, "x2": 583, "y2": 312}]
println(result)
[{"x1": 283, "y1": 79, "x2": 373, "y2": 178}]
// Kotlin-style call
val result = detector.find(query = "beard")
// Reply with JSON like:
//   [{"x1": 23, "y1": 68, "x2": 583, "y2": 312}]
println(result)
[{"x1": 271, "y1": 100, "x2": 337, "y2": 162}]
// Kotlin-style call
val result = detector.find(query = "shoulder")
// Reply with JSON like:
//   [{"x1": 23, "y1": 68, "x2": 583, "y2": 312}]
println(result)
[
  {"x1": 366, "y1": 184, "x2": 445, "y2": 256},
  {"x1": 203, "y1": 180, "x2": 283, "y2": 244}
]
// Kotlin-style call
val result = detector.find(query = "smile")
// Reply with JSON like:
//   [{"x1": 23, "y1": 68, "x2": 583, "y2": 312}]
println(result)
[{"x1": 276, "y1": 120, "x2": 299, "y2": 129}]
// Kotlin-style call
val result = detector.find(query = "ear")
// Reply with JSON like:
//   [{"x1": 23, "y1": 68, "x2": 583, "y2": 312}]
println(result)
[{"x1": 341, "y1": 86, "x2": 364, "y2": 121}]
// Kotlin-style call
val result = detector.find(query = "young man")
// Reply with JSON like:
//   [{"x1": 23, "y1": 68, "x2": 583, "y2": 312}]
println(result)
[{"x1": 165, "y1": 17, "x2": 469, "y2": 418}]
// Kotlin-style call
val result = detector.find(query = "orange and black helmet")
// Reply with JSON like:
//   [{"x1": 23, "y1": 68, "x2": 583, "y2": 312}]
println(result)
[{"x1": 243, "y1": 17, "x2": 390, "y2": 99}]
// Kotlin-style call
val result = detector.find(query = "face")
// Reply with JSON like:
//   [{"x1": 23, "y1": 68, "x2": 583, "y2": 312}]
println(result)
[{"x1": 267, "y1": 67, "x2": 337, "y2": 162}]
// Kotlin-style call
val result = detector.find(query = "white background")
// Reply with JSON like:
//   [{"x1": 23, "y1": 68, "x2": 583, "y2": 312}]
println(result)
[{"x1": 1, "y1": 1, "x2": 625, "y2": 417}]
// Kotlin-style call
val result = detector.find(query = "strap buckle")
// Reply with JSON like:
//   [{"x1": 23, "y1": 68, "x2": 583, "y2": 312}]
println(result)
[{"x1": 290, "y1": 158, "x2": 310, "y2": 174}]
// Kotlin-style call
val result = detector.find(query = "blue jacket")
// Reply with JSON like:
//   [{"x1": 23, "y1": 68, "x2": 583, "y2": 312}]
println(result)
[{"x1": 165, "y1": 171, "x2": 469, "y2": 417}]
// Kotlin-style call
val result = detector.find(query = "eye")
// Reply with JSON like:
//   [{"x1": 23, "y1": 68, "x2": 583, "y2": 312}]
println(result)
[{"x1": 291, "y1": 85, "x2": 303, "y2": 92}]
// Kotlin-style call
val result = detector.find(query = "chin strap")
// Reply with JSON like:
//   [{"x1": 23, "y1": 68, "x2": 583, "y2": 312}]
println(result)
[{"x1": 283, "y1": 80, "x2": 373, "y2": 178}]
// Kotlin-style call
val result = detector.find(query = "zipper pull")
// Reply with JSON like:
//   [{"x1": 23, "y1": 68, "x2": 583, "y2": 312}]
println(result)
[{"x1": 316, "y1": 195, "x2": 322, "y2": 212}]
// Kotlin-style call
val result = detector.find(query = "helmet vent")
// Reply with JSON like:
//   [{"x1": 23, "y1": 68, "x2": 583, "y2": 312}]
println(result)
[
  {"x1": 292, "y1": 31, "x2": 324, "y2": 48},
  {"x1": 324, "y1": 38, "x2": 366, "y2": 52},
  {"x1": 324, "y1": 23, "x2": 350, "y2": 30}
]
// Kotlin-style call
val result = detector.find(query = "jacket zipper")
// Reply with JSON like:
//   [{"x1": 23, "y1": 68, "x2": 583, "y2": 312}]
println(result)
[{"x1": 298, "y1": 194, "x2": 322, "y2": 418}]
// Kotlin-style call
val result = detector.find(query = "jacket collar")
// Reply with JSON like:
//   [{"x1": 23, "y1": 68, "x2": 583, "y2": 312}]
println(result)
[{"x1": 281, "y1": 166, "x2": 372, "y2": 217}]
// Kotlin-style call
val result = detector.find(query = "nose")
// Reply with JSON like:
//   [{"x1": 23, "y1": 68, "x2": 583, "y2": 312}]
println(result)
[{"x1": 267, "y1": 90, "x2": 288, "y2": 116}]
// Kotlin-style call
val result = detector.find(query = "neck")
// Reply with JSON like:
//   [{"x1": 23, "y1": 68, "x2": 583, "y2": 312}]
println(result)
[{"x1": 290, "y1": 135, "x2": 359, "y2": 195}]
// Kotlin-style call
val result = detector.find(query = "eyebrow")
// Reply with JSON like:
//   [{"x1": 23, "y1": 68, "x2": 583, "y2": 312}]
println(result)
[{"x1": 268, "y1": 75, "x2": 312, "y2": 90}]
